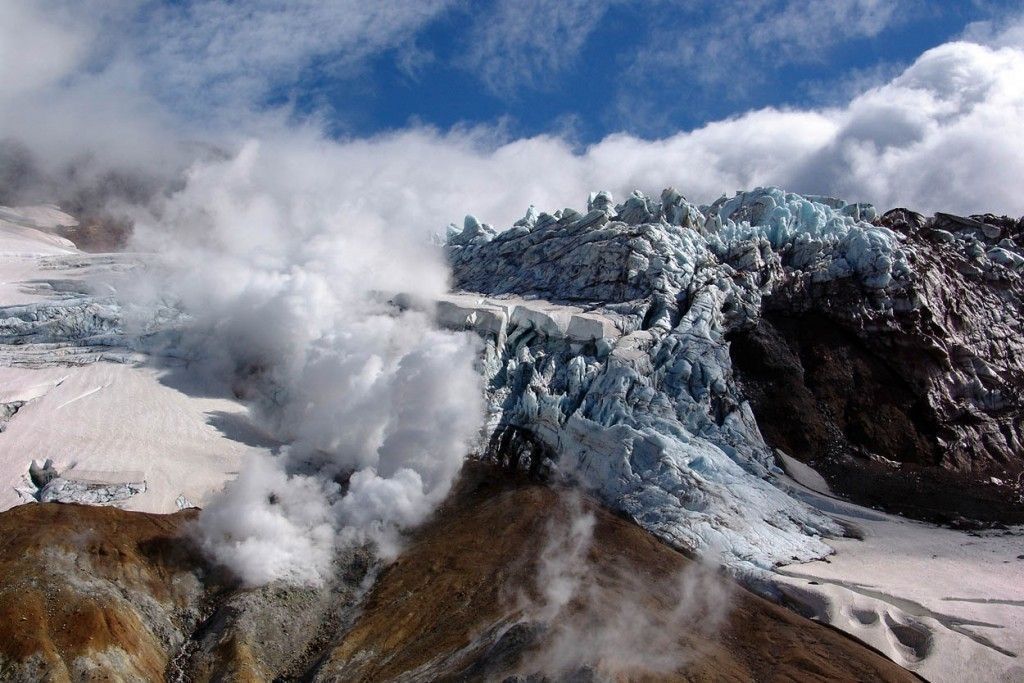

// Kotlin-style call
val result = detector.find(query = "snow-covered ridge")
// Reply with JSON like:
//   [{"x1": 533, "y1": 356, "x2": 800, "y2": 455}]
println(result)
[{"x1": 441, "y1": 186, "x2": 1024, "y2": 574}]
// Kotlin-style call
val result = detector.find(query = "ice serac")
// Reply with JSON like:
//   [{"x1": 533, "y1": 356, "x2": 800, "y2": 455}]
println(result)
[{"x1": 443, "y1": 186, "x2": 1024, "y2": 573}]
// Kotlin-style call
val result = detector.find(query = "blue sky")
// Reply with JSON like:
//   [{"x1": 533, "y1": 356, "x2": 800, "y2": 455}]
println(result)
[{"x1": 262, "y1": 1, "x2": 1018, "y2": 142}]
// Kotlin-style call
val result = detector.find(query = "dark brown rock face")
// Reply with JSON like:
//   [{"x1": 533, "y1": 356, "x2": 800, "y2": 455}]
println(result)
[
  {"x1": 730, "y1": 209, "x2": 1024, "y2": 523},
  {"x1": 730, "y1": 311, "x2": 940, "y2": 467}
]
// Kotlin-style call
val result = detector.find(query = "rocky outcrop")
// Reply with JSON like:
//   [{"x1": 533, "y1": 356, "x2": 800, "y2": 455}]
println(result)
[
  {"x1": 0, "y1": 501, "x2": 374, "y2": 682},
  {"x1": 443, "y1": 187, "x2": 1024, "y2": 563},
  {"x1": 765, "y1": 206, "x2": 1024, "y2": 470},
  {"x1": 23, "y1": 460, "x2": 148, "y2": 506},
  {"x1": 731, "y1": 208, "x2": 1024, "y2": 522}
]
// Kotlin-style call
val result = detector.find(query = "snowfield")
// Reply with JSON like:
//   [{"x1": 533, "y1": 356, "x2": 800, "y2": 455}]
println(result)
[
  {"x1": 0, "y1": 206, "x2": 273, "y2": 513},
  {"x1": 776, "y1": 470, "x2": 1024, "y2": 682}
]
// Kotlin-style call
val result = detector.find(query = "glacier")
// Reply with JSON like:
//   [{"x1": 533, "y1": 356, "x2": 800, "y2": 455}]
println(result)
[
  {"x1": 0, "y1": 206, "x2": 256, "y2": 514},
  {"x1": 4, "y1": 188, "x2": 1022, "y2": 579},
  {"x1": 440, "y1": 187, "x2": 935, "y2": 574}
]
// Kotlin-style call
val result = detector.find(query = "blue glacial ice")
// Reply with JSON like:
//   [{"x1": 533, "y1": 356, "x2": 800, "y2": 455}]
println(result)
[{"x1": 441, "y1": 187, "x2": 924, "y2": 574}]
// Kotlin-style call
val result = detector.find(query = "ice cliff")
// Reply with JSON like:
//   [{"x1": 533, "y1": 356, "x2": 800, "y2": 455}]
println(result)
[{"x1": 441, "y1": 187, "x2": 1024, "y2": 572}]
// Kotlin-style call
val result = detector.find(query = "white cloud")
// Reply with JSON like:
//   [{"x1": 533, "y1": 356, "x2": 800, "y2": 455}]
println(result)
[
  {"x1": 434, "y1": 39, "x2": 1024, "y2": 220},
  {"x1": 219, "y1": 39, "x2": 1019, "y2": 228},
  {"x1": 962, "y1": 10, "x2": 1024, "y2": 50},
  {"x1": 139, "y1": 0, "x2": 455, "y2": 113},
  {"x1": 752, "y1": 0, "x2": 904, "y2": 57},
  {"x1": 458, "y1": 0, "x2": 614, "y2": 96},
  {"x1": 0, "y1": 0, "x2": 456, "y2": 189},
  {"x1": 628, "y1": 0, "x2": 909, "y2": 92},
  {"x1": 785, "y1": 41, "x2": 1024, "y2": 214},
  {"x1": 455, "y1": 0, "x2": 910, "y2": 102}
]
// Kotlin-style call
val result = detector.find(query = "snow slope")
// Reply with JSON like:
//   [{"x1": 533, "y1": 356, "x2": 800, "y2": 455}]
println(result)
[
  {"x1": 0, "y1": 207, "x2": 270, "y2": 513},
  {"x1": 776, "y1": 470, "x2": 1024, "y2": 682}
]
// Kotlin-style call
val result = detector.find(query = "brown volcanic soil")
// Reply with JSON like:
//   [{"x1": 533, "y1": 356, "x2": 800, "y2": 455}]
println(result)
[
  {"x1": 316, "y1": 463, "x2": 916, "y2": 682},
  {"x1": 0, "y1": 504, "x2": 208, "y2": 682},
  {"x1": 55, "y1": 214, "x2": 132, "y2": 252},
  {"x1": 0, "y1": 465, "x2": 917, "y2": 682}
]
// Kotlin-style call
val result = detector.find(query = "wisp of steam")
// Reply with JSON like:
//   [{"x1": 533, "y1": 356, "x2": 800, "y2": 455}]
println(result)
[{"x1": 516, "y1": 493, "x2": 733, "y2": 678}]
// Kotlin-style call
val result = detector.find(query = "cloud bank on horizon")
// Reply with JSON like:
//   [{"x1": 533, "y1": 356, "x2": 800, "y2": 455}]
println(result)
[
  {"x1": 1, "y1": 0, "x2": 1023, "y2": 584},
  {"x1": 1, "y1": 1, "x2": 1023, "y2": 221}
]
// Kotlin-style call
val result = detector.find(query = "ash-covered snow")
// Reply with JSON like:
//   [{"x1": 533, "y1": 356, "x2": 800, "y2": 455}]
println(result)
[{"x1": 441, "y1": 187, "x2": 931, "y2": 573}]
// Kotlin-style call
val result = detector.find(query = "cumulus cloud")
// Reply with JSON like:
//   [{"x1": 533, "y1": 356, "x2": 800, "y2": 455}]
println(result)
[
  {"x1": 785, "y1": 41, "x2": 1024, "y2": 214},
  {"x1": 155, "y1": 39, "x2": 1019, "y2": 228},
  {"x1": 438, "y1": 39, "x2": 1024, "y2": 219}
]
